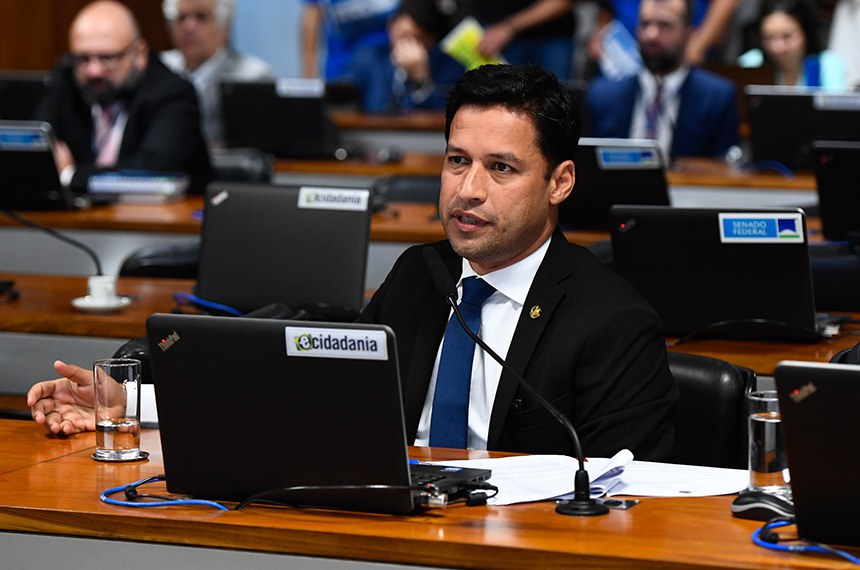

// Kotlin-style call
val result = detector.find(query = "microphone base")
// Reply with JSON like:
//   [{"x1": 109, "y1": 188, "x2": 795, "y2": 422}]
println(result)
[{"x1": 555, "y1": 498, "x2": 610, "y2": 517}]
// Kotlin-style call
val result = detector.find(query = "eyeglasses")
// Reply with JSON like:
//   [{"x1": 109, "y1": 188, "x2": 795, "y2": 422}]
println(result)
[{"x1": 70, "y1": 39, "x2": 137, "y2": 68}]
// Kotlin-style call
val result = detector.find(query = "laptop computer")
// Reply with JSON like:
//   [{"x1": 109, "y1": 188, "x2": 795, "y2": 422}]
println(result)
[
  {"x1": 775, "y1": 360, "x2": 860, "y2": 547},
  {"x1": 0, "y1": 120, "x2": 83, "y2": 210},
  {"x1": 146, "y1": 313, "x2": 492, "y2": 514},
  {"x1": 811, "y1": 140, "x2": 860, "y2": 244},
  {"x1": 559, "y1": 138, "x2": 669, "y2": 230},
  {"x1": 0, "y1": 71, "x2": 50, "y2": 120},
  {"x1": 610, "y1": 205, "x2": 824, "y2": 342},
  {"x1": 746, "y1": 86, "x2": 860, "y2": 171},
  {"x1": 220, "y1": 78, "x2": 401, "y2": 163},
  {"x1": 193, "y1": 182, "x2": 372, "y2": 316}
]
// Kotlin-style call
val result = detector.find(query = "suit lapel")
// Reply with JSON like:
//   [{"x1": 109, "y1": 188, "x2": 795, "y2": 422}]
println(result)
[
  {"x1": 403, "y1": 246, "x2": 462, "y2": 437},
  {"x1": 486, "y1": 232, "x2": 573, "y2": 448}
]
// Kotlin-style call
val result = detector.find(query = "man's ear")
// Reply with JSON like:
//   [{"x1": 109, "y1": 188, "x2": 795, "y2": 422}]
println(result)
[
  {"x1": 548, "y1": 159, "x2": 575, "y2": 205},
  {"x1": 133, "y1": 38, "x2": 149, "y2": 71}
]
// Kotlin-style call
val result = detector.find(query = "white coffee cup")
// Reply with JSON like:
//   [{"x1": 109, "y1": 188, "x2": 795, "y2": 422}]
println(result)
[{"x1": 87, "y1": 275, "x2": 118, "y2": 304}]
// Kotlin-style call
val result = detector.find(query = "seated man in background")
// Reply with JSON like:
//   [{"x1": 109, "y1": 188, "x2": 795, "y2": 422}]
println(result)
[
  {"x1": 29, "y1": 64, "x2": 679, "y2": 462},
  {"x1": 586, "y1": 0, "x2": 740, "y2": 159},
  {"x1": 160, "y1": 0, "x2": 274, "y2": 147},
  {"x1": 35, "y1": 0, "x2": 212, "y2": 194}
]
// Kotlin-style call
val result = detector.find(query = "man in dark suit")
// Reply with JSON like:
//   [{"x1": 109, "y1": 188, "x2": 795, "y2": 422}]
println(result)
[
  {"x1": 35, "y1": 0, "x2": 212, "y2": 194},
  {"x1": 586, "y1": 0, "x2": 740, "y2": 159},
  {"x1": 28, "y1": 63, "x2": 677, "y2": 462},
  {"x1": 359, "y1": 64, "x2": 678, "y2": 460}
]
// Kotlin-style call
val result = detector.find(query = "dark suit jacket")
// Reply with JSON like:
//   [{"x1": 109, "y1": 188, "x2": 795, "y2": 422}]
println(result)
[
  {"x1": 586, "y1": 68, "x2": 740, "y2": 158},
  {"x1": 359, "y1": 231, "x2": 678, "y2": 461},
  {"x1": 35, "y1": 53, "x2": 212, "y2": 194}
]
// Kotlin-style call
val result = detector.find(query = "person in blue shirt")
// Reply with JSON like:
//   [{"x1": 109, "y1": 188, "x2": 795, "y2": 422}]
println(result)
[
  {"x1": 737, "y1": 0, "x2": 848, "y2": 90},
  {"x1": 300, "y1": 0, "x2": 400, "y2": 113}
]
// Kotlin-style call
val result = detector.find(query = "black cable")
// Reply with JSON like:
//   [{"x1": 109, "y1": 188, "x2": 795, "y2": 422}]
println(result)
[{"x1": 0, "y1": 206, "x2": 103, "y2": 275}]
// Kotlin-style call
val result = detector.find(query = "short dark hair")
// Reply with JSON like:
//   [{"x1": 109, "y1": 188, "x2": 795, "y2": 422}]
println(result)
[{"x1": 444, "y1": 64, "x2": 580, "y2": 178}]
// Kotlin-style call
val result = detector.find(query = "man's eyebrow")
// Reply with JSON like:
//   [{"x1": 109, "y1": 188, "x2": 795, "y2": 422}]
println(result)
[{"x1": 445, "y1": 145, "x2": 523, "y2": 164}]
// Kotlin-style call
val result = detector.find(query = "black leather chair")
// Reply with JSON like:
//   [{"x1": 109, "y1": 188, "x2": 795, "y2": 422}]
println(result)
[
  {"x1": 118, "y1": 240, "x2": 200, "y2": 279},
  {"x1": 666, "y1": 352, "x2": 754, "y2": 469},
  {"x1": 830, "y1": 340, "x2": 860, "y2": 364},
  {"x1": 810, "y1": 242, "x2": 860, "y2": 312},
  {"x1": 372, "y1": 175, "x2": 440, "y2": 209}
]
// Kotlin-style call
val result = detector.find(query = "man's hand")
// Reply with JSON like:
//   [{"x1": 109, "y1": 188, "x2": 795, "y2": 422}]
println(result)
[{"x1": 28, "y1": 360, "x2": 96, "y2": 435}]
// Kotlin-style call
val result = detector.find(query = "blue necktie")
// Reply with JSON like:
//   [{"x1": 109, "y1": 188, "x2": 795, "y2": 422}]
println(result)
[{"x1": 429, "y1": 276, "x2": 496, "y2": 448}]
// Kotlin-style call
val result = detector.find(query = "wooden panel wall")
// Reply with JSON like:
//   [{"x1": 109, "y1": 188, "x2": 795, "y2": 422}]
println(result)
[{"x1": 0, "y1": 0, "x2": 172, "y2": 71}]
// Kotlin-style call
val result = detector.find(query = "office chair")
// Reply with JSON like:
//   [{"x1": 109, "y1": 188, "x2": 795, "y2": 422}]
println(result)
[
  {"x1": 666, "y1": 352, "x2": 754, "y2": 469},
  {"x1": 809, "y1": 242, "x2": 860, "y2": 312},
  {"x1": 372, "y1": 175, "x2": 440, "y2": 208},
  {"x1": 830, "y1": 340, "x2": 860, "y2": 365}
]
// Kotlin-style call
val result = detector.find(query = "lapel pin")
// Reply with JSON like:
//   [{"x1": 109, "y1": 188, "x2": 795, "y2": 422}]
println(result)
[{"x1": 529, "y1": 305, "x2": 542, "y2": 319}]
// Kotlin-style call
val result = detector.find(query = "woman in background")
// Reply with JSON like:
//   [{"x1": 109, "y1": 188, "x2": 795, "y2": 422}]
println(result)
[{"x1": 738, "y1": 0, "x2": 847, "y2": 90}]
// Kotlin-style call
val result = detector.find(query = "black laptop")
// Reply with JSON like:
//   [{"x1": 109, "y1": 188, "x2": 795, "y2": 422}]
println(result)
[
  {"x1": 194, "y1": 182, "x2": 372, "y2": 316},
  {"x1": 0, "y1": 120, "x2": 82, "y2": 210},
  {"x1": 220, "y1": 78, "x2": 401, "y2": 163},
  {"x1": 610, "y1": 205, "x2": 824, "y2": 341},
  {"x1": 775, "y1": 360, "x2": 860, "y2": 547},
  {"x1": 559, "y1": 138, "x2": 669, "y2": 230},
  {"x1": 146, "y1": 313, "x2": 492, "y2": 514},
  {"x1": 0, "y1": 71, "x2": 50, "y2": 120},
  {"x1": 746, "y1": 86, "x2": 860, "y2": 171},
  {"x1": 811, "y1": 140, "x2": 860, "y2": 244}
]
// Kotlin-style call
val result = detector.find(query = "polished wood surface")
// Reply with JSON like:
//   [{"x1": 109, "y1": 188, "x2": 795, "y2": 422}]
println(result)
[
  {"x1": 0, "y1": 200, "x2": 608, "y2": 246},
  {"x1": 3, "y1": 273, "x2": 857, "y2": 376},
  {"x1": 0, "y1": 273, "x2": 193, "y2": 339},
  {"x1": 0, "y1": 418, "x2": 850, "y2": 569},
  {"x1": 331, "y1": 110, "x2": 447, "y2": 132}
]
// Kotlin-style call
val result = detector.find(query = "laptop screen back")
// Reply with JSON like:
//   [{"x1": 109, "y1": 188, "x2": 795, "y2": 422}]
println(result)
[
  {"x1": 146, "y1": 313, "x2": 419, "y2": 513},
  {"x1": 194, "y1": 182, "x2": 371, "y2": 315},
  {"x1": 746, "y1": 86, "x2": 860, "y2": 170},
  {"x1": 775, "y1": 360, "x2": 860, "y2": 547},
  {"x1": 610, "y1": 205, "x2": 819, "y2": 341},
  {"x1": 220, "y1": 79, "x2": 341, "y2": 159},
  {"x1": 812, "y1": 141, "x2": 860, "y2": 243},
  {"x1": 0, "y1": 120, "x2": 77, "y2": 210},
  {"x1": 559, "y1": 138, "x2": 669, "y2": 230}
]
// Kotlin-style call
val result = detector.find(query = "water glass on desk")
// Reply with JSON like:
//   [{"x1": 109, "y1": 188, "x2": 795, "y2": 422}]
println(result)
[
  {"x1": 747, "y1": 390, "x2": 791, "y2": 498},
  {"x1": 93, "y1": 358, "x2": 147, "y2": 462}
]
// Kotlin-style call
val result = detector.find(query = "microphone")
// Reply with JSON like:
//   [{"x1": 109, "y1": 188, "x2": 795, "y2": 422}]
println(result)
[
  {"x1": 422, "y1": 247, "x2": 609, "y2": 516},
  {"x1": 0, "y1": 206, "x2": 103, "y2": 275}
]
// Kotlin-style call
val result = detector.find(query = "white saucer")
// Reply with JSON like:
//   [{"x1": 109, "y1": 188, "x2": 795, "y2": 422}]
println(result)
[{"x1": 71, "y1": 295, "x2": 132, "y2": 313}]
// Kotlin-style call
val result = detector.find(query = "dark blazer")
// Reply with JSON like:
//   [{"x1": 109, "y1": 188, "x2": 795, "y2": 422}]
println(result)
[
  {"x1": 35, "y1": 53, "x2": 212, "y2": 194},
  {"x1": 359, "y1": 231, "x2": 678, "y2": 461},
  {"x1": 586, "y1": 68, "x2": 740, "y2": 158}
]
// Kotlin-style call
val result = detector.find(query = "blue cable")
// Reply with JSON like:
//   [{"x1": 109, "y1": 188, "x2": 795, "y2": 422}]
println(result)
[
  {"x1": 752, "y1": 519, "x2": 860, "y2": 565},
  {"x1": 172, "y1": 291, "x2": 243, "y2": 316},
  {"x1": 100, "y1": 475, "x2": 230, "y2": 511}
]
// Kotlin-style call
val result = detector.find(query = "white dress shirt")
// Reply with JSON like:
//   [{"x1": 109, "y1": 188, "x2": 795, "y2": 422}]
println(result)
[
  {"x1": 629, "y1": 66, "x2": 689, "y2": 159},
  {"x1": 414, "y1": 238, "x2": 552, "y2": 449}
]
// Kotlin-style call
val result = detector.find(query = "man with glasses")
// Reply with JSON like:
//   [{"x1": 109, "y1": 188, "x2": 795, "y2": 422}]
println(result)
[
  {"x1": 34, "y1": 0, "x2": 212, "y2": 194},
  {"x1": 160, "y1": 0, "x2": 273, "y2": 147}
]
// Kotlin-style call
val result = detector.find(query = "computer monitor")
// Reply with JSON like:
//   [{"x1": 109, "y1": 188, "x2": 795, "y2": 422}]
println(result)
[
  {"x1": 811, "y1": 140, "x2": 860, "y2": 243},
  {"x1": 220, "y1": 78, "x2": 400, "y2": 162},
  {"x1": 194, "y1": 182, "x2": 372, "y2": 315},
  {"x1": 0, "y1": 120, "x2": 79, "y2": 210},
  {"x1": 610, "y1": 205, "x2": 822, "y2": 341},
  {"x1": 0, "y1": 71, "x2": 50, "y2": 120},
  {"x1": 746, "y1": 86, "x2": 860, "y2": 170},
  {"x1": 559, "y1": 138, "x2": 669, "y2": 230}
]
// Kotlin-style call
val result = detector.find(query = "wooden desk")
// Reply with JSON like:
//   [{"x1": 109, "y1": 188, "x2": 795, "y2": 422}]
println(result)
[
  {"x1": 0, "y1": 418, "x2": 852, "y2": 569},
  {"x1": 0, "y1": 273, "x2": 193, "y2": 339}
]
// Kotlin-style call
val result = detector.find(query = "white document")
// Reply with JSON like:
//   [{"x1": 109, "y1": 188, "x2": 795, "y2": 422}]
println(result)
[
  {"x1": 435, "y1": 449, "x2": 632, "y2": 505},
  {"x1": 434, "y1": 451, "x2": 747, "y2": 505}
]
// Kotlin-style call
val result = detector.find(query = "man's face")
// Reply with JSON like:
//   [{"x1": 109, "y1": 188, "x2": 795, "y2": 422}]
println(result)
[
  {"x1": 440, "y1": 105, "x2": 574, "y2": 274},
  {"x1": 70, "y1": 15, "x2": 145, "y2": 105},
  {"x1": 637, "y1": 0, "x2": 690, "y2": 75},
  {"x1": 169, "y1": 0, "x2": 227, "y2": 69}
]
